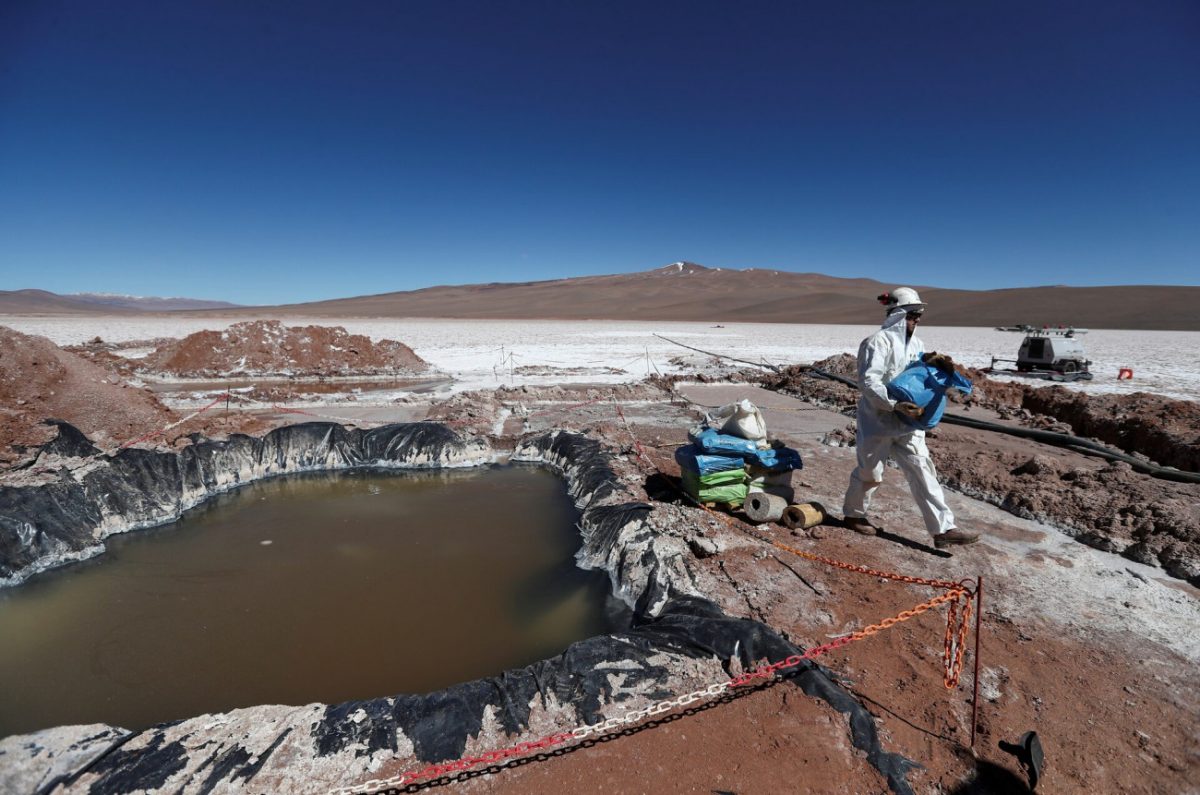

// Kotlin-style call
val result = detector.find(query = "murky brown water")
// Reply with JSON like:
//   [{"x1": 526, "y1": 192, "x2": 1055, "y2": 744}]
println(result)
[{"x1": 0, "y1": 467, "x2": 617, "y2": 738}]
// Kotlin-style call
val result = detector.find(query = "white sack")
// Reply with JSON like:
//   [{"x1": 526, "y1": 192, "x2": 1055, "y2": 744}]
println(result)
[{"x1": 708, "y1": 398, "x2": 768, "y2": 443}]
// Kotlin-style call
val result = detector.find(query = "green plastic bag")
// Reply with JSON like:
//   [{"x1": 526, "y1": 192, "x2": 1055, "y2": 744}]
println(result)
[{"x1": 681, "y1": 468, "x2": 749, "y2": 505}]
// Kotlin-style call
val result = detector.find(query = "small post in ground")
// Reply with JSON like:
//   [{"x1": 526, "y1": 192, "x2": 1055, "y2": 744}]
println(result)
[{"x1": 971, "y1": 575, "x2": 984, "y2": 748}]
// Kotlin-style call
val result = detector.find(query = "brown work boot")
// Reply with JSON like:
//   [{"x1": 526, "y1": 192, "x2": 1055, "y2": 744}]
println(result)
[
  {"x1": 934, "y1": 529, "x2": 980, "y2": 548},
  {"x1": 844, "y1": 517, "x2": 877, "y2": 536}
]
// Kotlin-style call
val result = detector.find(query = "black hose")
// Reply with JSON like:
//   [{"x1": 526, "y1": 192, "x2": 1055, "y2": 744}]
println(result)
[
  {"x1": 938, "y1": 413, "x2": 1200, "y2": 483},
  {"x1": 653, "y1": 333, "x2": 783, "y2": 373},
  {"x1": 808, "y1": 367, "x2": 858, "y2": 389},
  {"x1": 801, "y1": 367, "x2": 1200, "y2": 484}
]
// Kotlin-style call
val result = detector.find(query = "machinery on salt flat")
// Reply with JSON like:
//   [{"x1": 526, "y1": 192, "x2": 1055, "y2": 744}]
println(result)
[{"x1": 986, "y1": 325, "x2": 1094, "y2": 382}]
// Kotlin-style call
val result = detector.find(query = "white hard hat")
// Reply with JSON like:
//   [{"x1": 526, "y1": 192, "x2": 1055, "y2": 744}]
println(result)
[{"x1": 877, "y1": 287, "x2": 926, "y2": 312}]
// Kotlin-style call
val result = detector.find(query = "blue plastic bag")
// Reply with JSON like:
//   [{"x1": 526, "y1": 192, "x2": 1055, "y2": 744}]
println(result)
[
  {"x1": 687, "y1": 427, "x2": 803, "y2": 470},
  {"x1": 674, "y1": 445, "x2": 746, "y2": 477},
  {"x1": 750, "y1": 445, "x2": 803, "y2": 472},
  {"x1": 688, "y1": 426, "x2": 762, "y2": 456},
  {"x1": 886, "y1": 362, "x2": 973, "y2": 430}
]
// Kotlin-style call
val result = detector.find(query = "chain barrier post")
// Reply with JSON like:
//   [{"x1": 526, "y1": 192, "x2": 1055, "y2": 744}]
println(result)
[{"x1": 971, "y1": 575, "x2": 983, "y2": 747}]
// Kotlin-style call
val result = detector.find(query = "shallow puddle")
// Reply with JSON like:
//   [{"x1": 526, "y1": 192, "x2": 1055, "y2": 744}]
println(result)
[{"x1": 0, "y1": 466, "x2": 618, "y2": 738}]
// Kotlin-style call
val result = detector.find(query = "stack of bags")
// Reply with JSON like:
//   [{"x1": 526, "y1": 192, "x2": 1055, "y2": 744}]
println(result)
[{"x1": 674, "y1": 399, "x2": 802, "y2": 507}]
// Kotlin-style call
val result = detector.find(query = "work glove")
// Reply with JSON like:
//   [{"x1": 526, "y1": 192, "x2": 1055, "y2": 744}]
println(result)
[
  {"x1": 894, "y1": 401, "x2": 923, "y2": 419},
  {"x1": 923, "y1": 351, "x2": 955, "y2": 373}
]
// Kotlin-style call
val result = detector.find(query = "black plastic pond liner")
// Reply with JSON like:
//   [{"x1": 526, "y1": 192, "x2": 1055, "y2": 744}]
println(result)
[
  {"x1": 306, "y1": 595, "x2": 916, "y2": 795},
  {"x1": 518, "y1": 430, "x2": 619, "y2": 508},
  {"x1": 30, "y1": 418, "x2": 101, "y2": 462},
  {"x1": 0, "y1": 421, "x2": 483, "y2": 583},
  {"x1": 579, "y1": 502, "x2": 653, "y2": 552}
]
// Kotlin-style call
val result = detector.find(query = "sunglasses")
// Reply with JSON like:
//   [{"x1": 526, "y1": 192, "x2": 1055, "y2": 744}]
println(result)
[{"x1": 906, "y1": 311, "x2": 924, "y2": 320}]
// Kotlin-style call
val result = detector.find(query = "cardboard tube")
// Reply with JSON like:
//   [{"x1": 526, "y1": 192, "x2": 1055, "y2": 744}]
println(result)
[
  {"x1": 782, "y1": 502, "x2": 826, "y2": 530},
  {"x1": 744, "y1": 492, "x2": 787, "y2": 523}
]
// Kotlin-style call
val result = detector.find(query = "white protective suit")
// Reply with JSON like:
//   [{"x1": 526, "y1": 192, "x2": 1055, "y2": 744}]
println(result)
[{"x1": 842, "y1": 309, "x2": 956, "y2": 536}]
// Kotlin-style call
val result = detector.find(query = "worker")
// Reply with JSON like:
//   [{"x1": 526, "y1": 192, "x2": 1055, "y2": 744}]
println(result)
[{"x1": 842, "y1": 287, "x2": 979, "y2": 548}]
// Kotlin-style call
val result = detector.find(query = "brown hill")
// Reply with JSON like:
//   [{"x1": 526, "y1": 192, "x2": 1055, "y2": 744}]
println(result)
[
  {"x1": 251, "y1": 263, "x2": 1199, "y2": 330},
  {"x1": 5, "y1": 265, "x2": 1196, "y2": 329},
  {"x1": 0, "y1": 290, "x2": 143, "y2": 315},
  {"x1": 68, "y1": 293, "x2": 241, "y2": 311},
  {"x1": 0, "y1": 290, "x2": 239, "y2": 314}
]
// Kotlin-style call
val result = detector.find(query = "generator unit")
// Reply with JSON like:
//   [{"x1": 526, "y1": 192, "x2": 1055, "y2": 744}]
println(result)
[{"x1": 988, "y1": 326, "x2": 1093, "y2": 381}]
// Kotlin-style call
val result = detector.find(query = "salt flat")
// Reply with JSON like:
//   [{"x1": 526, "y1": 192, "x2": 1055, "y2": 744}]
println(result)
[{"x1": 3, "y1": 316, "x2": 1197, "y2": 402}]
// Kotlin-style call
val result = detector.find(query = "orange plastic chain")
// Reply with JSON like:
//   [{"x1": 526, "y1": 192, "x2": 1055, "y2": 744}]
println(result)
[
  {"x1": 941, "y1": 587, "x2": 974, "y2": 688},
  {"x1": 771, "y1": 538, "x2": 962, "y2": 590},
  {"x1": 768, "y1": 538, "x2": 974, "y2": 689},
  {"x1": 728, "y1": 585, "x2": 973, "y2": 689}
]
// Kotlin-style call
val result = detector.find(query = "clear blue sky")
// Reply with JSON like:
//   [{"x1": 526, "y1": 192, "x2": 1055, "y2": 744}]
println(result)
[{"x1": 1, "y1": 1, "x2": 1197, "y2": 304}]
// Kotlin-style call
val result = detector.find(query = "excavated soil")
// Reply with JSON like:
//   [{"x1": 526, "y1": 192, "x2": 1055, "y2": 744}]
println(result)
[
  {"x1": 762, "y1": 353, "x2": 860, "y2": 411},
  {"x1": 950, "y1": 367, "x2": 1199, "y2": 472},
  {"x1": 0, "y1": 327, "x2": 174, "y2": 463},
  {"x1": 136, "y1": 320, "x2": 430, "y2": 378},
  {"x1": 61, "y1": 339, "x2": 142, "y2": 380},
  {"x1": 1019, "y1": 388, "x2": 1200, "y2": 473}
]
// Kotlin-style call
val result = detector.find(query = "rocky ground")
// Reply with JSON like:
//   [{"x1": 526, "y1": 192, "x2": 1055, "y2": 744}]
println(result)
[{"x1": 1, "y1": 331, "x2": 1198, "y2": 794}]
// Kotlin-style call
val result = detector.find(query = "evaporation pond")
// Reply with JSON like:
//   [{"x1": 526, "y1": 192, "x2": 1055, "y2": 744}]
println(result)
[{"x1": 0, "y1": 466, "x2": 614, "y2": 738}]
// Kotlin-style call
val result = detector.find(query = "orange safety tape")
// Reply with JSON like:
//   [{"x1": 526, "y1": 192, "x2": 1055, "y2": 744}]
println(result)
[
  {"x1": 703, "y1": 497, "x2": 975, "y2": 689},
  {"x1": 728, "y1": 585, "x2": 973, "y2": 689}
]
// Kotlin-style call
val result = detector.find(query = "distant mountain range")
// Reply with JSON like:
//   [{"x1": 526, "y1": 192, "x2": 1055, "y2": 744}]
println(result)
[
  {"x1": 69, "y1": 292, "x2": 242, "y2": 311},
  {"x1": 0, "y1": 289, "x2": 240, "y2": 314},
  {"x1": 2, "y1": 264, "x2": 1196, "y2": 330}
]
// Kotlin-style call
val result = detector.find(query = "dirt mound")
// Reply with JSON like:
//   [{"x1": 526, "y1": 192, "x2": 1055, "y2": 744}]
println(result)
[
  {"x1": 761, "y1": 354, "x2": 859, "y2": 412},
  {"x1": 139, "y1": 321, "x2": 430, "y2": 379},
  {"x1": 0, "y1": 327, "x2": 174, "y2": 463},
  {"x1": 63, "y1": 338, "x2": 141, "y2": 380},
  {"x1": 953, "y1": 366, "x2": 1029, "y2": 407}
]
